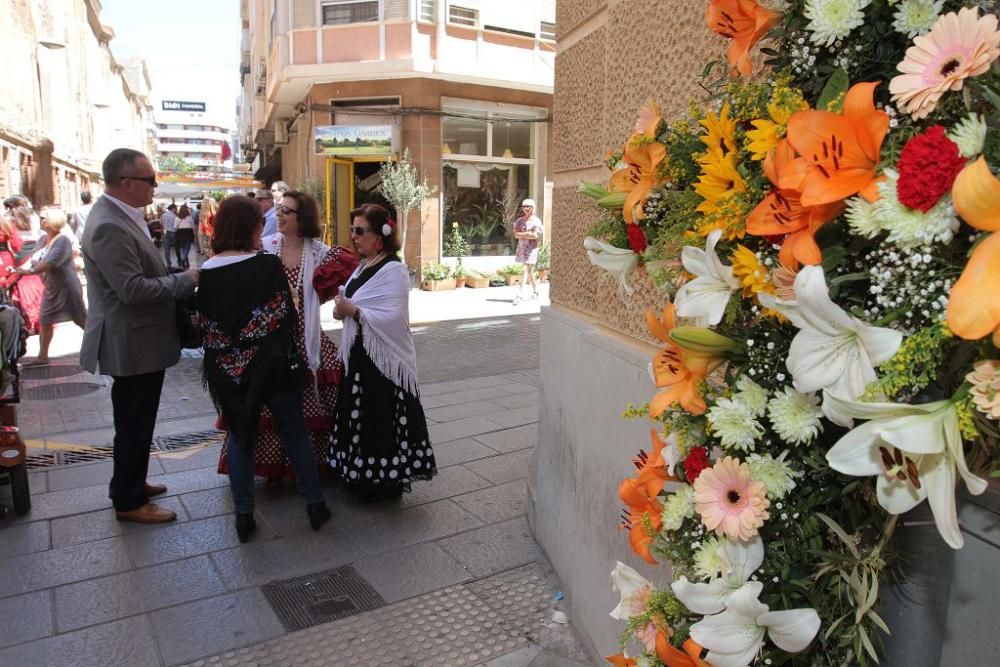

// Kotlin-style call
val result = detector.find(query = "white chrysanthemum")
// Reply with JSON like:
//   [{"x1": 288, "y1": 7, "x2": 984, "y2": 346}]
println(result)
[
  {"x1": 735, "y1": 376, "x2": 769, "y2": 418},
  {"x1": 892, "y1": 0, "x2": 944, "y2": 37},
  {"x1": 748, "y1": 451, "x2": 802, "y2": 500},
  {"x1": 873, "y1": 169, "x2": 959, "y2": 247},
  {"x1": 948, "y1": 113, "x2": 988, "y2": 158},
  {"x1": 661, "y1": 485, "x2": 695, "y2": 531},
  {"x1": 693, "y1": 536, "x2": 724, "y2": 581},
  {"x1": 707, "y1": 397, "x2": 765, "y2": 451},
  {"x1": 804, "y1": 0, "x2": 872, "y2": 46},
  {"x1": 845, "y1": 196, "x2": 882, "y2": 239},
  {"x1": 767, "y1": 386, "x2": 823, "y2": 445}
]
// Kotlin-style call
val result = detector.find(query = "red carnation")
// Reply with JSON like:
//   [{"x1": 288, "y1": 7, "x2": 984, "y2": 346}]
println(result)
[
  {"x1": 683, "y1": 446, "x2": 710, "y2": 483},
  {"x1": 627, "y1": 224, "x2": 648, "y2": 253},
  {"x1": 896, "y1": 125, "x2": 966, "y2": 212}
]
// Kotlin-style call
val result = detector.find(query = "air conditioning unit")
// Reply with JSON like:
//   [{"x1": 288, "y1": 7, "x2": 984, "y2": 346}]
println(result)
[{"x1": 274, "y1": 124, "x2": 289, "y2": 145}]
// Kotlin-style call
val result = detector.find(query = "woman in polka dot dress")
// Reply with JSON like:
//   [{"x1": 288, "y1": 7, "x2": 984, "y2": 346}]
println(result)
[{"x1": 331, "y1": 204, "x2": 436, "y2": 500}]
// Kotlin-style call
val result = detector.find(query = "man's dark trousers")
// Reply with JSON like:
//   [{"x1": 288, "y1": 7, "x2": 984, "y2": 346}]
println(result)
[{"x1": 109, "y1": 370, "x2": 165, "y2": 511}]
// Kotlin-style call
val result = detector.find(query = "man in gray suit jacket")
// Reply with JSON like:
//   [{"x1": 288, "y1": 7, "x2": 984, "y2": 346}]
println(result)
[{"x1": 81, "y1": 148, "x2": 199, "y2": 524}]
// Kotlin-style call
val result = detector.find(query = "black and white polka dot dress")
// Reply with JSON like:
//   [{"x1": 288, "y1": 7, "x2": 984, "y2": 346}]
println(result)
[{"x1": 329, "y1": 258, "x2": 436, "y2": 495}]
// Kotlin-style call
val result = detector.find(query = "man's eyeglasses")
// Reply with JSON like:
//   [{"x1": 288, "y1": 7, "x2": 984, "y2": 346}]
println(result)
[
  {"x1": 350, "y1": 226, "x2": 373, "y2": 236},
  {"x1": 276, "y1": 204, "x2": 298, "y2": 214},
  {"x1": 122, "y1": 175, "x2": 158, "y2": 187}
]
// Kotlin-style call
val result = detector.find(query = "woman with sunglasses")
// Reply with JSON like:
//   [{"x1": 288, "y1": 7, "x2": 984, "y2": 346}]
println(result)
[
  {"x1": 331, "y1": 203, "x2": 436, "y2": 501},
  {"x1": 217, "y1": 191, "x2": 358, "y2": 485}
]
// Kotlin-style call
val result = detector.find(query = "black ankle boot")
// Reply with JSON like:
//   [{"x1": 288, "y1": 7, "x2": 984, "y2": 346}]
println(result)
[
  {"x1": 235, "y1": 512, "x2": 256, "y2": 543},
  {"x1": 307, "y1": 501, "x2": 331, "y2": 531}
]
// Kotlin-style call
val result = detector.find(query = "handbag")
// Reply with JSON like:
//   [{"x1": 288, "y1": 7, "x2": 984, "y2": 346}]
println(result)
[{"x1": 175, "y1": 296, "x2": 203, "y2": 349}]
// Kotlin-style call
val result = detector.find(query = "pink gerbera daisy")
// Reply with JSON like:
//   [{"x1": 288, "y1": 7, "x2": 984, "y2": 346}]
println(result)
[
  {"x1": 890, "y1": 6, "x2": 1000, "y2": 120},
  {"x1": 693, "y1": 456, "x2": 770, "y2": 541}
]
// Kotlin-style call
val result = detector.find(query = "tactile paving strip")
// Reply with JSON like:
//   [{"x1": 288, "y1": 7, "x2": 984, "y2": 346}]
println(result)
[
  {"x1": 262, "y1": 565, "x2": 386, "y2": 632},
  {"x1": 182, "y1": 566, "x2": 559, "y2": 667}
]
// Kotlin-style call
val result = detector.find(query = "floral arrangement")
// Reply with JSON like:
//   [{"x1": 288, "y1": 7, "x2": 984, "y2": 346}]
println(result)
[{"x1": 585, "y1": 1, "x2": 1000, "y2": 666}]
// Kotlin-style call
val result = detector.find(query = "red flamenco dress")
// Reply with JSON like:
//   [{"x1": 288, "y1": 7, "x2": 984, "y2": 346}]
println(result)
[
  {"x1": 0, "y1": 226, "x2": 43, "y2": 334},
  {"x1": 218, "y1": 245, "x2": 359, "y2": 479}
]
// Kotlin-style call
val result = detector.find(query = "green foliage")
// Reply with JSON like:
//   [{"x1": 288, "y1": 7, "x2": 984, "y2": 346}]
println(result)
[
  {"x1": 443, "y1": 222, "x2": 471, "y2": 259},
  {"x1": 536, "y1": 242, "x2": 551, "y2": 270},
  {"x1": 157, "y1": 156, "x2": 194, "y2": 175},
  {"x1": 377, "y1": 149, "x2": 435, "y2": 263},
  {"x1": 422, "y1": 262, "x2": 451, "y2": 280},
  {"x1": 497, "y1": 263, "x2": 523, "y2": 277},
  {"x1": 863, "y1": 322, "x2": 951, "y2": 401}
]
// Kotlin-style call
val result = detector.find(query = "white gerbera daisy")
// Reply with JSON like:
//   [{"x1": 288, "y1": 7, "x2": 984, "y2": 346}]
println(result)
[
  {"x1": 748, "y1": 451, "x2": 802, "y2": 500},
  {"x1": 708, "y1": 397, "x2": 765, "y2": 451},
  {"x1": 735, "y1": 376, "x2": 769, "y2": 418},
  {"x1": 661, "y1": 485, "x2": 695, "y2": 531},
  {"x1": 892, "y1": 0, "x2": 944, "y2": 37},
  {"x1": 692, "y1": 536, "x2": 724, "y2": 581},
  {"x1": 845, "y1": 196, "x2": 882, "y2": 238},
  {"x1": 948, "y1": 113, "x2": 988, "y2": 158},
  {"x1": 767, "y1": 386, "x2": 823, "y2": 445},
  {"x1": 804, "y1": 0, "x2": 872, "y2": 46},
  {"x1": 873, "y1": 169, "x2": 959, "y2": 247}
]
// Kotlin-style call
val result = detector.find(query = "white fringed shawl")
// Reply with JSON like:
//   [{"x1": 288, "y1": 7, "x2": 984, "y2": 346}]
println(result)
[{"x1": 339, "y1": 260, "x2": 420, "y2": 397}]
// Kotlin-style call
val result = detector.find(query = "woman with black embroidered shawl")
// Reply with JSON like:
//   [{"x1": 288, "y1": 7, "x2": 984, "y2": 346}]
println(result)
[
  {"x1": 331, "y1": 204, "x2": 436, "y2": 501},
  {"x1": 198, "y1": 195, "x2": 331, "y2": 542}
]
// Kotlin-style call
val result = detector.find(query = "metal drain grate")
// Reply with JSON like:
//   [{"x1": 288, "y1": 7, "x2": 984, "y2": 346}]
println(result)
[
  {"x1": 20, "y1": 365, "x2": 83, "y2": 380},
  {"x1": 261, "y1": 564, "x2": 386, "y2": 632},
  {"x1": 25, "y1": 448, "x2": 114, "y2": 469},
  {"x1": 153, "y1": 429, "x2": 225, "y2": 452},
  {"x1": 22, "y1": 429, "x2": 225, "y2": 470}
]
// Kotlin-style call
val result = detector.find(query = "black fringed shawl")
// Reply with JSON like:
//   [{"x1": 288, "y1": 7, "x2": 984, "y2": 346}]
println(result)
[{"x1": 198, "y1": 253, "x2": 304, "y2": 447}]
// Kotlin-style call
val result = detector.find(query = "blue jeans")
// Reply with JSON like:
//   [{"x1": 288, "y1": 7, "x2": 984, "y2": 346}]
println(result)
[
  {"x1": 163, "y1": 231, "x2": 177, "y2": 267},
  {"x1": 225, "y1": 390, "x2": 324, "y2": 513}
]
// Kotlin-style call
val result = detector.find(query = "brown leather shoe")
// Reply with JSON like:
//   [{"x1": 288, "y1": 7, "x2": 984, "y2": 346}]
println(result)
[
  {"x1": 145, "y1": 483, "x2": 167, "y2": 497},
  {"x1": 115, "y1": 503, "x2": 177, "y2": 524}
]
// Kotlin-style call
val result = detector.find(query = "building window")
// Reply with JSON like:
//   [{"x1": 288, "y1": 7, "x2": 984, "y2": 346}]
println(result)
[
  {"x1": 419, "y1": 0, "x2": 435, "y2": 21},
  {"x1": 540, "y1": 21, "x2": 556, "y2": 40},
  {"x1": 442, "y1": 116, "x2": 487, "y2": 156},
  {"x1": 448, "y1": 5, "x2": 477, "y2": 27},
  {"x1": 442, "y1": 163, "x2": 531, "y2": 256},
  {"x1": 322, "y1": 0, "x2": 378, "y2": 25}
]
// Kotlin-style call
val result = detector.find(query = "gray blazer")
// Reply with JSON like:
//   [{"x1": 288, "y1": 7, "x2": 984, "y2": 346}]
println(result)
[{"x1": 80, "y1": 196, "x2": 196, "y2": 377}]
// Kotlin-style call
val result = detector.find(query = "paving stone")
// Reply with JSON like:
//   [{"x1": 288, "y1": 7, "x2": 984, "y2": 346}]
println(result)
[
  {"x1": 156, "y1": 444, "x2": 223, "y2": 473},
  {"x1": 147, "y1": 465, "x2": 230, "y2": 497},
  {"x1": 438, "y1": 517, "x2": 543, "y2": 577},
  {"x1": 353, "y1": 542, "x2": 473, "y2": 603},
  {"x1": 425, "y1": 399, "x2": 507, "y2": 424},
  {"x1": 400, "y1": 464, "x2": 492, "y2": 508},
  {"x1": 432, "y1": 437, "x2": 499, "y2": 467},
  {"x1": 482, "y1": 406, "x2": 539, "y2": 428},
  {"x1": 54, "y1": 555, "x2": 226, "y2": 632},
  {"x1": 453, "y1": 480, "x2": 528, "y2": 524},
  {"x1": 428, "y1": 416, "x2": 505, "y2": 444},
  {"x1": 427, "y1": 383, "x2": 536, "y2": 406},
  {"x1": 179, "y1": 486, "x2": 234, "y2": 520},
  {"x1": 528, "y1": 649, "x2": 592, "y2": 666},
  {"x1": 28, "y1": 470, "x2": 48, "y2": 494},
  {"x1": 0, "y1": 615, "x2": 160, "y2": 667},
  {"x1": 464, "y1": 450, "x2": 534, "y2": 485},
  {"x1": 9, "y1": 481, "x2": 113, "y2": 522},
  {"x1": 125, "y1": 513, "x2": 276, "y2": 568},
  {"x1": 483, "y1": 645, "x2": 545, "y2": 666},
  {"x1": 493, "y1": 391, "x2": 540, "y2": 410},
  {"x1": 341, "y1": 499, "x2": 484, "y2": 554},
  {"x1": 49, "y1": 495, "x2": 189, "y2": 548},
  {"x1": 0, "y1": 590, "x2": 53, "y2": 649},
  {"x1": 0, "y1": 537, "x2": 132, "y2": 599},
  {"x1": 151, "y1": 588, "x2": 284, "y2": 665},
  {"x1": 0, "y1": 519, "x2": 51, "y2": 559},
  {"x1": 421, "y1": 375, "x2": 517, "y2": 397},
  {"x1": 474, "y1": 424, "x2": 538, "y2": 453},
  {"x1": 45, "y1": 460, "x2": 116, "y2": 492},
  {"x1": 209, "y1": 527, "x2": 361, "y2": 590}
]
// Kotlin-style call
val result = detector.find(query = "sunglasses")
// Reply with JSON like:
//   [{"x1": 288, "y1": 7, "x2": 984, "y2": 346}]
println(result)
[
  {"x1": 122, "y1": 175, "x2": 158, "y2": 187},
  {"x1": 276, "y1": 204, "x2": 298, "y2": 214},
  {"x1": 350, "y1": 226, "x2": 374, "y2": 236}
]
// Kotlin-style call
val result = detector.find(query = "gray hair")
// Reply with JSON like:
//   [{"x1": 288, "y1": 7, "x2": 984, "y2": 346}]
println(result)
[
  {"x1": 270, "y1": 181, "x2": 290, "y2": 193},
  {"x1": 102, "y1": 148, "x2": 148, "y2": 186}
]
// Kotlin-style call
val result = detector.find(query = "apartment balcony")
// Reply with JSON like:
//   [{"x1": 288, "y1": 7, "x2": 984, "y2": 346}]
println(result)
[
  {"x1": 156, "y1": 128, "x2": 231, "y2": 142},
  {"x1": 157, "y1": 142, "x2": 224, "y2": 155}
]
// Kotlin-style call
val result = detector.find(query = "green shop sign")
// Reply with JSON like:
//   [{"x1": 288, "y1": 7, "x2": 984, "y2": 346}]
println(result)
[{"x1": 314, "y1": 125, "x2": 393, "y2": 156}]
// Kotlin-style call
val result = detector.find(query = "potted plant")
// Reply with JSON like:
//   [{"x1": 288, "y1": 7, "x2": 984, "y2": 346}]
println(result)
[
  {"x1": 443, "y1": 221, "x2": 471, "y2": 288},
  {"x1": 497, "y1": 263, "x2": 523, "y2": 286},
  {"x1": 464, "y1": 269, "x2": 490, "y2": 288},
  {"x1": 488, "y1": 272, "x2": 506, "y2": 287},
  {"x1": 377, "y1": 149, "x2": 435, "y2": 267},
  {"x1": 536, "y1": 242, "x2": 551, "y2": 282},
  {"x1": 453, "y1": 264, "x2": 468, "y2": 288},
  {"x1": 421, "y1": 262, "x2": 455, "y2": 291}
]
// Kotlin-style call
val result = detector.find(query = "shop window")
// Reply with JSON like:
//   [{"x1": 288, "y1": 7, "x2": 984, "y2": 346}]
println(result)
[
  {"x1": 442, "y1": 115, "x2": 487, "y2": 156},
  {"x1": 491, "y1": 120, "x2": 531, "y2": 159},
  {"x1": 540, "y1": 21, "x2": 555, "y2": 40},
  {"x1": 419, "y1": 0, "x2": 435, "y2": 21},
  {"x1": 322, "y1": 0, "x2": 378, "y2": 25},
  {"x1": 442, "y1": 162, "x2": 530, "y2": 256},
  {"x1": 448, "y1": 5, "x2": 477, "y2": 27}
]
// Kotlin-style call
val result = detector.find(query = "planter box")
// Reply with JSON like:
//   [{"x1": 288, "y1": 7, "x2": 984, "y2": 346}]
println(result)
[
  {"x1": 421, "y1": 278, "x2": 456, "y2": 291},
  {"x1": 504, "y1": 275, "x2": 522, "y2": 286},
  {"x1": 455, "y1": 278, "x2": 467, "y2": 288},
  {"x1": 465, "y1": 276, "x2": 490, "y2": 288}
]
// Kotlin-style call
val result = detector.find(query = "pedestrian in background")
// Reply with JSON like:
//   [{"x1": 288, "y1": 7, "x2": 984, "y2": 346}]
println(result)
[
  {"x1": 511, "y1": 198, "x2": 542, "y2": 305},
  {"x1": 256, "y1": 188, "x2": 276, "y2": 237},
  {"x1": 19, "y1": 207, "x2": 86, "y2": 366},
  {"x1": 81, "y1": 148, "x2": 198, "y2": 524},
  {"x1": 199, "y1": 195, "x2": 331, "y2": 542},
  {"x1": 161, "y1": 204, "x2": 178, "y2": 269},
  {"x1": 198, "y1": 196, "x2": 218, "y2": 257},
  {"x1": 71, "y1": 191, "x2": 94, "y2": 236},
  {"x1": 0, "y1": 211, "x2": 43, "y2": 335},
  {"x1": 331, "y1": 203, "x2": 436, "y2": 501},
  {"x1": 175, "y1": 204, "x2": 195, "y2": 269}
]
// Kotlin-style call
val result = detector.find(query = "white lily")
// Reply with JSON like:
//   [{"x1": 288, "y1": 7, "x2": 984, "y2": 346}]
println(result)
[
  {"x1": 758, "y1": 266, "x2": 902, "y2": 426},
  {"x1": 672, "y1": 536, "x2": 763, "y2": 615},
  {"x1": 610, "y1": 562, "x2": 653, "y2": 620},
  {"x1": 825, "y1": 393, "x2": 988, "y2": 549},
  {"x1": 674, "y1": 229, "x2": 739, "y2": 327},
  {"x1": 690, "y1": 583, "x2": 821, "y2": 667},
  {"x1": 584, "y1": 237, "x2": 639, "y2": 295}
]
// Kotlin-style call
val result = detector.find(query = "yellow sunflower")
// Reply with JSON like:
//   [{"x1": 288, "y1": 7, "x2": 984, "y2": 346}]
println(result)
[
  {"x1": 730, "y1": 245, "x2": 774, "y2": 297},
  {"x1": 744, "y1": 89, "x2": 809, "y2": 161},
  {"x1": 694, "y1": 151, "x2": 746, "y2": 215},
  {"x1": 699, "y1": 103, "x2": 737, "y2": 161}
]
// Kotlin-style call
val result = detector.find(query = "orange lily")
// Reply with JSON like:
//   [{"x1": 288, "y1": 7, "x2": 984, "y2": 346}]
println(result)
[
  {"x1": 947, "y1": 157, "x2": 1000, "y2": 344},
  {"x1": 785, "y1": 82, "x2": 889, "y2": 207},
  {"x1": 656, "y1": 630, "x2": 710, "y2": 667},
  {"x1": 606, "y1": 655, "x2": 638, "y2": 667},
  {"x1": 633, "y1": 429, "x2": 676, "y2": 498},
  {"x1": 647, "y1": 304, "x2": 712, "y2": 417},
  {"x1": 609, "y1": 141, "x2": 669, "y2": 224},
  {"x1": 705, "y1": 0, "x2": 781, "y2": 77},
  {"x1": 746, "y1": 140, "x2": 844, "y2": 266},
  {"x1": 619, "y1": 476, "x2": 664, "y2": 564}
]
